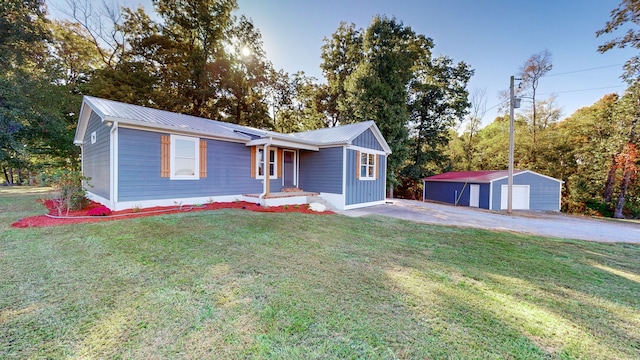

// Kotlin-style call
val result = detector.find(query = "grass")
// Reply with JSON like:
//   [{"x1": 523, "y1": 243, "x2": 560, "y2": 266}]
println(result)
[{"x1": 1, "y1": 188, "x2": 639, "y2": 359}]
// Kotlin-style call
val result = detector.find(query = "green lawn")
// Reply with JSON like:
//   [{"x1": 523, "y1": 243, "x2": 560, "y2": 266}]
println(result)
[{"x1": 1, "y1": 189, "x2": 639, "y2": 359}]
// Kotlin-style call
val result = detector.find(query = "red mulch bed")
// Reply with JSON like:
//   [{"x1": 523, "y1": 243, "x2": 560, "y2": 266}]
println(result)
[{"x1": 11, "y1": 199, "x2": 334, "y2": 228}]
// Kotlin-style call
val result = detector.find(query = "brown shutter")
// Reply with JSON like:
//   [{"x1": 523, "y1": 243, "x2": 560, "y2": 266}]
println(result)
[
  {"x1": 277, "y1": 148, "x2": 283, "y2": 178},
  {"x1": 375, "y1": 154, "x2": 379, "y2": 179},
  {"x1": 356, "y1": 150, "x2": 360, "y2": 179},
  {"x1": 250, "y1": 146, "x2": 256, "y2": 178},
  {"x1": 161, "y1": 135, "x2": 170, "y2": 177},
  {"x1": 200, "y1": 140, "x2": 207, "y2": 178}
]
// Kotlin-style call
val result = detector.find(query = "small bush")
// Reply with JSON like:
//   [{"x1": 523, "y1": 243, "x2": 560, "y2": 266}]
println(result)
[
  {"x1": 87, "y1": 206, "x2": 112, "y2": 216},
  {"x1": 39, "y1": 169, "x2": 90, "y2": 216}
]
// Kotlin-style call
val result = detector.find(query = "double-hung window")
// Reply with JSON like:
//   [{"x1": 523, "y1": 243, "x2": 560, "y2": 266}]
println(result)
[
  {"x1": 170, "y1": 135, "x2": 199, "y2": 180},
  {"x1": 257, "y1": 148, "x2": 277, "y2": 178},
  {"x1": 359, "y1": 151, "x2": 376, "y2": 180}
]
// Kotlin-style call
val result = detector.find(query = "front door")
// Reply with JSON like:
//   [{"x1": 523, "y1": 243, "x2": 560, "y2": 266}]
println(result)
[{"x1": 283, "y1": 150, "x2": 296, "y2": 187}]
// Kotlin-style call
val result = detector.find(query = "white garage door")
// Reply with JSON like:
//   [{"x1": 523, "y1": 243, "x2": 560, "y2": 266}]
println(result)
[{"x1": 500, "y1": 185, "x2": 530, "y2": 210}]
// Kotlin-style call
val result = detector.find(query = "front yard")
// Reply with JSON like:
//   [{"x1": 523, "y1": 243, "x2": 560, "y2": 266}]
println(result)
[{"x1": 1, "y1": 188, "x2": 639, "y2": 359}]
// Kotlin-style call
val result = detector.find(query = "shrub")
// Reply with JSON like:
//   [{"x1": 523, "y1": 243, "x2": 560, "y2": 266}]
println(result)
[
  {"x1": 87, "y1": 206, "x2": 112, "y2": 216},
  {"x1": 40, "y1": 169, "x2": 90, "y2": 215}
]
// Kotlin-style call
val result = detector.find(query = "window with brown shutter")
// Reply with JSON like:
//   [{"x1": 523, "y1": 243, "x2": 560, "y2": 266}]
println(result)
[
  {"x1": 250, "y1": 146, "x2": 257, "y2": 177},
  {"x1": 277, "y1": 149, "x2": 283, "y2": 178},
  {"x1": 161, "y1": 135, "x2": 170, "y2": 177},
  {"x1": 200, "y1": 140, "x2": 207, "y2": 178}
]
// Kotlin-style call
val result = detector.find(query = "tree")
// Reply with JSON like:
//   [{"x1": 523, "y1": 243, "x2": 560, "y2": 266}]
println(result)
[
  {"x1": 342, "y1": 16, "x2": 426, "y2": 195},
  {"x1": 1, "y1": 0, "x2": 80, "y2": 184},
  {"x1": 401, "y1": 56, "x2": 473, "y2": 198},
  {"x1": 597, "y1": 0, "x2": 640, "y2": 82},
  {"x1": 598, "y1": 2, "x2": 640, "y2": 217},
  {"x1": 320, "y1": 22, "x2": 363, "y2": 127},
  {"x1": 518, "y1": 50, "x2": 553, "y2": 148},
  {"x1": 459, "y1": 88, "x2": 487, "y2": 170}
]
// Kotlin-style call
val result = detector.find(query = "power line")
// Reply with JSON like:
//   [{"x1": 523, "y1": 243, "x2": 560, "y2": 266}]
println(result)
[
  {"x1": 539, "y1": 85, "x2": 625, "y2": 96},
  {"x1": 542, "y1": 64, "x2": 623, "y2": 78}
]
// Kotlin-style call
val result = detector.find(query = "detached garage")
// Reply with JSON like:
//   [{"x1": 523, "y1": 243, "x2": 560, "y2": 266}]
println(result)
[{"x1": 423, "y1": 170, "x2": 563, "y2": 211}]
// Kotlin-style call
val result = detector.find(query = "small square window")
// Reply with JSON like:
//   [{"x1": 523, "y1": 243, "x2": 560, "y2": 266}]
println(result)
[{"x1": 359, "y1": 151, "x2": 376, "y2": 180}]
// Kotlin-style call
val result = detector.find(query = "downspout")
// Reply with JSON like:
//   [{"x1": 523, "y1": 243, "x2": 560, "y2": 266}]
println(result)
[{"x1": 258, "y1": 137, "x2": 272, "y2": 206}]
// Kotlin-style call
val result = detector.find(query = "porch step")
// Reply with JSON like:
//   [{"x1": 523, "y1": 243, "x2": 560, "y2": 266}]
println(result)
[{"x1": 281, "y1": 187, "x2": 303, "y2": 192}]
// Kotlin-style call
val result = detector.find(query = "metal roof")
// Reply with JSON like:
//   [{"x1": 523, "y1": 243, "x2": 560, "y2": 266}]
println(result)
[
  {"x1": 424, "y1": 170, "x2": 527, "y2": 183},
  {"x1": 290, "y1": 121, "x2": 392, "y2": 153},
  {"x1": 82, "y1": 96, "x2": 250, "y2": 142},
  {"x1": 76, "y1": 97, "x2": 391, "y2": 153},
  {"x1": 290, "y1": 121, "x2": 374, "y2": 143}
]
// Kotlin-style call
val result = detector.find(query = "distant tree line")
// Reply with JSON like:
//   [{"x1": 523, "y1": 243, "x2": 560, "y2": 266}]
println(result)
[{"x1": 1, "y1": 0, "x2": 638, "y2": 217}]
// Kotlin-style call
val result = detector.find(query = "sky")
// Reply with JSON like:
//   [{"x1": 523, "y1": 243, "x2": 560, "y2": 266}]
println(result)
[{"x1": 47, "y1": 0, "x2": 636, "y2": 127}]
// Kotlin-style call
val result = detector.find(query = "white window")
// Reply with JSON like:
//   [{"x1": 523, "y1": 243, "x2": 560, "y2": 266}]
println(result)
[
  {"x1": 256, "y1": 148, "x2": 277, "y2": 179},
  {"x1": 170, "y1": 134, "x2": 199, "y2": 180},
  {"x1": 359, "y1": 151, "x2": 376, "y2": 180},
  {"x1": 90, "y1": 131, "x2": 96, "y2": 144}
]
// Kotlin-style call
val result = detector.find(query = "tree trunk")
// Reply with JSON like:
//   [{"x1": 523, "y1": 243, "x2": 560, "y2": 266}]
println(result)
[
  {"x1": 603, "y1": 154, "x2": 617, "y2": 203},
  {"x1": 613, "y1": 109, "x2": 638, "y2": 218},
  {"x1": 17, "y1": 168, "x2": 22, "y2": 185},
  {"x1": 8, "y1": 168, "x2": 14, "y2": 185},
  {"x1": 614, "y1": 165, "x2": 632, "y2": 218}
]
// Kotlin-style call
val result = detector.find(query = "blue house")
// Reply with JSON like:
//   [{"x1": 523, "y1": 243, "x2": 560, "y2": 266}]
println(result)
[
  {"x1": 423, "y1": 170, "x2": 563, "y2": 211},
  {"x1": 74, "y1": 96, "x2": 391, "y2": 211}
]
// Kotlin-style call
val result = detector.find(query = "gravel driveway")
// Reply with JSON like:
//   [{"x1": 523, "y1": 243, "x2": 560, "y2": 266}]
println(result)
[{"x1": 340, "y1": 199, "x2": 640, "y2": 243}]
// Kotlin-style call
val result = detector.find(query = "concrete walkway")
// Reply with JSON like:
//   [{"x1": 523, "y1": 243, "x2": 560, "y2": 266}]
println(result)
[{"x1": 340, "y1": 199, "x2": 640, "y2": 243}]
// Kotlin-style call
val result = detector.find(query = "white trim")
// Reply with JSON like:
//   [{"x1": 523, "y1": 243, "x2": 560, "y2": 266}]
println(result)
[
  {"x1": 344, "y1": 199, "x2": 386, "y2": 210},
  {"x1": 114, "y1": 123, "x2": 248, "y2": 144},
  {"x1": 282, "y1": 149, "x2": 297, "y2": 187},
  {"x1": 489, "y1": 182, "x2": 494, "y2": 210},
  {"x1": 247, "y1": 196, "x2": 308, "y2": 207},
  {"x1": 247, "y1": 137, "x2": 319, "y2": 151},
  {"x1": 557, "y1": 182, "x2": 563, "y2": 211},
  {"x1": 85, "y1": 191, "x2": 112, "y2": 209},
  {"x1": 346, "y1": 145, "x2": 387, "y2": 156},
  {"x1": 103, "y1": 115, "x2": 248, "y2": 143},
  {"x1": 169, "y1": 134, "x2": 200, "y2": 180},
  {"x1": 110, "y1": 121, "x2": 118, "y2": 209},
  {"x1": 320, "y1": 192, "x2": 345, "y2": 210},
  {"x1": 490, "y1": 170, "x2": 564, "y2": 184},
  {"x1": 101, "y1": 195, "x2": 243, "y2": 211},
  {"x1": 341, "y1": 147, "x2": 347, "y2": 209},
  {"x1": 256, "y1": 147, "x2": 278, "y2": 180},
  {"x1": 358, "y1": 150, "x2": 377, "y2": 181}
]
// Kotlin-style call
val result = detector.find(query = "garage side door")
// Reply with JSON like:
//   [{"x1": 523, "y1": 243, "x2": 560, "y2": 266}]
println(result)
[{"x1": 500, "y1": 185, "x2": 530, "y2": 210}]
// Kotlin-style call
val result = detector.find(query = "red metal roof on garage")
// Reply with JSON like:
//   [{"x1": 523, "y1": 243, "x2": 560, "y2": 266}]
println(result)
[{"x1": 424, "y1": 170, "x2": 525, "y2": 183}]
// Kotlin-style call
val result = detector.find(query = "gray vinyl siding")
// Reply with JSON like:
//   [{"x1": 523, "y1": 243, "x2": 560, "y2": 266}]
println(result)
[
  {"x1": 491, "y1": 172, "x2": 561, "y2": 211},
  {"x1": 117, "y1": 128, "x2": 262, "y2": 201},
  {"x1": 82, "y1": 111, "x2": 110, "y2": 199},
  {"x1": 298, "y1": 147, "x2": 343, "y2": 194},
  {"x1": 346, "y1": 149, "x2": 386, "y2": 205},
  {"x1": 352, "y1": 128, "x2": 384, "y2": 151}
]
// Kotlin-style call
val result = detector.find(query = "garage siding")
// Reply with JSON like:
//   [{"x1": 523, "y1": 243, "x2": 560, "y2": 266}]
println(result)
[
  {"x1": 425, "y1": 182, "x2": 490, "y2": 209},
  {"x1": 491, "y1": 172, "x2": 561, "y2": 211}
]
